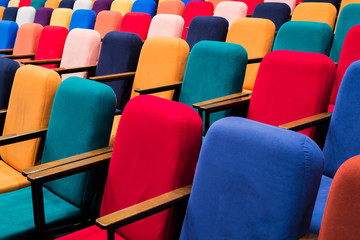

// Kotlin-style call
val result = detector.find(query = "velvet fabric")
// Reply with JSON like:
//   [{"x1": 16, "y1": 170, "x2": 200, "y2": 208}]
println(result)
[
  {"x1": 110, "y1": 0, "x2": 132, "y2": 15},
  {"x1": 94, "y1": 10, "x2": 122, "y2": 38},
  {"x1": 7, "y1": 0, "x2": 19, "y2": 7},
  {"x1": 92, "y1": 0, "x2": 112, "y2": 15},
  {"x1": 241, "y1": 0, "x2": 263, "y2": 14},
  {"x1": 34, "y1": 7, "x2": 53, "y2": 26},
  {"x1": 49, "y1": 8, "x2": 73, "y2": 29},
  {"x1": 302, "y1": 0, "x2": 339, "y2": 7},
  {"x1": 213, "y1": 1, "x2": 247, "y2": 26},
  {"x1": 96, "y1": 31, "x2": 142, "y2": 110},
  {"x1": 0, "y1": 0, "x2": 7, "y2": 7},
  {"x1": 330, "y1": 4, "x2": 360, "y2": 62},
  {"x1": 253, "y1": 2, "x2": 290, "y2": 31},
  {"x1": 147, "y1": 14, "x2": 184, "y2": 38},
  {"x1": 120, "y1": 12, "x2": 151, "y2": 40},
  {"x1": 338, "y1": 0, "x2": 360, "y2": 14},
  {"x1": 0, "y1": 6, "x2": 4, "y2": 19},
  {"x1": 179, "y1": 41, "x2": 247, "y2": 132},
  {"x1": 69, "y1": 9, "x2": 96, "y2": 30},
  {"x1": 0, "y1": 20, "x2": 18, "y2": 49},
  {"x1": 58, "y1": 0, "x2": 74, "y2": 8},
  {"x1": 180, "y1": 117, "x2": 324, "y2": 239},
  {"x1": 18, "y1": 0, "x2": 31, "y2": 7},
  {"x1": 30, "y1": 0, "x2": 45, "y2": 9},
  {"x1": 273, "y1": 21, "x2": 333, "y2": 55},
  {"x1": 13, "y1": 23, "x2": 43, "y2": 55},
  {"x1": 15, "y1": 6, "x2": 36, "y2": 26},
  {"x1": 181, "y1": 1, "x2": 214, "y2": 39},
  {"x1": 157, "y1": 0, "x2": 184, "y2": 15},
  {"x1": 264, "y1": 0, "x2": 296, "y2": 13},
  {"x1": 2, "y1": 7, "x2": 18, "y2": 21},
  {"x1": 247, "y1": 50, "x2": 336, "y2": 139},
  {"x1": 131, "y1": 0, "x2": 156, "y2": 17},
  {"x1": 73, "y1": 0, "x2": 92, "y2": 10},
  {"x1": 186, "y1": 16, "x2": 228, "y2": 50},
  {"x1": 44, "y1": 0, "x2": 60, "y2": 8}
]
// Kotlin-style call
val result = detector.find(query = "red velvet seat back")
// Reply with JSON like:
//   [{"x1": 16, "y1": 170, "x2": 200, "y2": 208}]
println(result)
[
  {"x1": 100, "y1": 95, "x2": 202, "y2": 240},
  {"x1": 247, "y1": 50, "x2": 336, "y2": 138},
  {"x1": 18, "y1": 0, "x2": 31, "y2": 7},
  {"x1": 329, "y1": 25, "x2": 360, "y2": 112},
  {"x1": 120, "y1": 12, "x2": 151, "y2": 40},
  {"x1": 34, "y1": 25, "x2": 68, "y2": 68}
]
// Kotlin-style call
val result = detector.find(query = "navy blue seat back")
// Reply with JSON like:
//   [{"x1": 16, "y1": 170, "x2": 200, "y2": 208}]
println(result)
[
  {"x1": 58, "y1": 0, "x2": 74, "y2": 9},
  {"x1": 69, "y1": 9, "x2": 96, "y2": 31},
  {"x1": 3, "y1": 7, "x2": 19, "y2": 21},
  {"x1": 253, "y1": 2, "x2": 290, "y2": 31}
]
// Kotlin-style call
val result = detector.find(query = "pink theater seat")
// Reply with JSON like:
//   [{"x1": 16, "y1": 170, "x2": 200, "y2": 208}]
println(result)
[
  {"x1": 213, "y1": 1, "x2": 247, "y2": 26},
  {"x1": 147, "y1": 14, "x2": 184, "y2": 38}
]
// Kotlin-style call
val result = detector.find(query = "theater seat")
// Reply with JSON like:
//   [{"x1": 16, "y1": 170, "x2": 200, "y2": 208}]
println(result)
[
  {"x1": 120, "y1": 12, "x2": 151, "y2": 40},
  {"x1": 253, "y1": 2, "x2": 290, "y2": 31},
  {"x1": 49, "y1": 8, "x2": 73, "y2": 29},
  {"x1": 0, "y1": 21, "x2": 18, "y2": 50},
  {"x1": 94, "y1": 10, "x2": 122, "y2": 39},
  {"x1": 69, "y1": 9, "x2": 96, "y2": 30},
  {"x1": 157, "y1": 0, "x2": 184, "y2": 15},
  {"x1": 147, "y1": 14, "x2": 184, "y2": 38},
  {"x1": 15, "y1": 6, "x2": 36, "y2": 26},
  {"x1": 2, "y1": 7, "x2": 18, "y2": 21},
  {"x1": 213, "y1": 1, "x2": 247, "y2": 26},
  {"x1": 131, "y1": 0, "x2": 156, "y2": 17},
  {"x1": 34, "y1": 7, "x2": 54, "y2": 26}
]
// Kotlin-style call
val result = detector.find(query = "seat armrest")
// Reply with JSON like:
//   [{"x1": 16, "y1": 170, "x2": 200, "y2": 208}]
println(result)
[
  {"x1": 248, "y1": 57, "x2": 263, "y2": 64},
  {"x1": 192, "y1": 92, "x2": 250, "y2": 110},
  {"x1": 89, "y1": 72, "x2": 136, "y2": 82},
  {"x1": 0, "y1": 109, "x2": 7, "y2": 117},
  {"x1": 3, "y1": 53, "x2": 36, "y2": 60},
  {"x1": 134, "y1": 82, "x2": 182, "y2": 95},
  {"x1": 22, "y1": 58, "x2": 62, "y2": 65},
  {"x1": 96, "y1": 185, "x2": 192, "y2": 231},
  {"x1": 0, "y1": 49, "x2": 13, "y2": 54},
  {"x1": 54, "y1": 65, "x2": 97, "y2": 75},
  {"x1": 279, "y1": 112, "x2": 332, "y2": 131},
  {"x1": 27, "y1": 152, "x2": 112, "y2": 183},
  {"x1": 22, "y1": 146, "x2": 113, "y2": 177},
  {"x1": 298, "y1": 233, "x2": 318, "y2": 239},
  {"x1": 0, "y1": 128, "x2": 47, "y2": 147}
]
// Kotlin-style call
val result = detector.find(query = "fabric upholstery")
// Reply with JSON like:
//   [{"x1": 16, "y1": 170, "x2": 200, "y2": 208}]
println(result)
[
  {"x1": 92, "y1": 0, "x2": 111, "y2": 15},
  {"x1": 318, "y1": 155, "x2": 360, "y2": 240},
  {"x1": 0, "y1": 6, "x2": 4, "y2": 19},
  {"x1": 15, "y1": 6, "x2": 36, "y2": 26},
  {"x1": 213, "y1": 1, "x2": 247, "y2": 26},
  {"x1": 207, "y1": 0, "x2": 227, "y2": 8},
  {"x1": 50, "y1": 8, "x2": 73, "y2": 29},
  {"x1": 180, "y1": 117, "x2": 324, "y2": 239},
  {"x1": 96, "y1": 31, "x2": 142, "y2": 110},
  {"x1": 157, "y1": 0, "x2": 184, "y2": 15},
  {"x1": 302, "y1": 0, "x2": 339, "y2": 7},
  {"x1": 94, "y1": 10, "x2": 122, "y2": 38},
  {"x1": 2, "y1": 7, "x2": 18, "y2": 21},
  {"x1": 0, "y1": 21, "x2": 18, "y2": 49},
  {"x1": 0, "y1": 65, "x2": 61, "y2": 194},
  {"x1": 34, "y1": 7, "x2": 54, "y2": 26},
  {"x1": 147, "y1": 14, "x2": 184, "y2": 38},
  {"x1": 60, "y1": 29, "x2": 101, "y2": 80},
  {"x1": 44, "y1": 0, "x2": 60, "y2": 8},
  {"x1": 182, "y1": 1, "x2": 214, "y2": 39},
  {"x1": 0, "y1": 0, "x2": 7, "y2": 7},
  {"x1": 7, "y1": 0, "x2": 19, "y2": 7},
  {"x1": 330, "y1": 4, "x2": 360, "y2": 62},
  {"x1": 69, "y1": 9, "x2": 96, "y2": 31},
  {"x1": 58, "y1": 0, "x2": 74, "y2": 8},
  {"x1": 131, "y1": 0, "x2": 156, "y2": 17},
  {"x1": 226, "y1": 18, "x2": 275, "y2": 91},
  {"x1": 186, "y1": 16, "x2": 228, "y2": 50},
  {"x1": 73, "y1": 0, "x2": 93, "y2": 10},
  {"x1": 182, "y1": 0, "x2": 204, "y2": 6},
  {"x1": 30, "y1": 0, "x2": 45, "y2": 10},
  {"x1": 241, "y1": 0, "x2": 263, "y2": 14},
  {"x1": 18, "y1": 0, "x2": 31, "y2": 7},
  {"x1": 120, "y1": 12, "x2": 151, "y2": 40},
  {"x1": 34, "y1": 25, "x2": 69, "y2": 68},
  {"x1": 329, "y1": 25, "x2": 360, "y2": 112},
  {"x1": 111, "y1": 0, "x2": 133, "y2": 15},
  {"x1": 273, "y1": 21, "x2": 333, "y2": 55},
  {"x1": 264, "y1": 0, "x2": 296, "y2": 14},
  {"x1": 253, "y1": 2, "x2": 291, "y2": 31},
  {"x1": 247, "y1": 50, "x2": 336, "y2": 139},
  {"x1": 179, "y1": 41, "x2": 247, "y2": 132},
  {"x1": 338, "y1": 0, "x2": 360, "y2": 14}
]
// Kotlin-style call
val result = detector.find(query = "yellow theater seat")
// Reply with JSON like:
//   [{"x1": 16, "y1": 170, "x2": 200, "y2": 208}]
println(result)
[
  {"x1": 0, "y1": 65, "x2": 61, "y2": 194},
  {"x1": 44, "y1": 0, "x2": 60, "y2": 9},
  {"x1": 49, "y1": 8, "x2": 73, "y2": 29},
  {"x1": 7, "y1": 0, "x2": 19, "y2": 7},
  {"x1": 110, "y1": 0, "x2": 133, "y2": 16},
  {"x1": 226, "y1": 18, "x2": 275, "y2": 92}
]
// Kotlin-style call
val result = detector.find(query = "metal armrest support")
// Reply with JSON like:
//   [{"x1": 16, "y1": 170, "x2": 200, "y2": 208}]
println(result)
[
  {"x1": 134, "y1": 82, "x2": 182, "y2": 95},
  {"x1": 89, "y1": 72, "x2": 136, "y2": 82}
]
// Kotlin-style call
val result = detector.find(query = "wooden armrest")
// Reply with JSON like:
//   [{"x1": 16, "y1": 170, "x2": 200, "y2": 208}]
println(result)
[
  {"x1": 0, "y1": 49, "x2": 13, "y2": 54},
  {"x1": 0, "y1": 128, "x2": 47, "y2": 147},
  {"x1": 96, "y1": 185, "x2": 192, "y2": 230},
  {"x1": 248, "y1": 57, "x2": 263, "y2": 64},
  {"x1": 134, "y1": 82, "x2": 182, "y2": 95},
  {"x1": 247, "y1": 14, "x2": 252, "y2": 17},
  {"x1": 0, "y1": 109, "x2": 7, "y2": 117},
  {"x1": 279, "y1": 112, "x2": 332, "y2": 131},
  {"x1": 89, "y1": 72, "x2": 136, "y2": 82},
  {"x1": 299, "y1": 233, "x2": 318, "y2": 240},
  {"x1": 22, "y1": 58, "x2": 62, "y2": 65},
  {"x1": 193, "y1": 92, "x2": 250, "y2": 109},
  {"x1": 22, "y1": 146, "x2": 113, "y2": 177},
  {"x1": 27, "y1": 152, "x2": 112, "y2": 183},
  {"x1": 185, "y1": 26, "x2": 189, "y2": 29},
  {"x1": 55, "y1": 65, "x2": 97, "y2": 75},
  {"x1": 198, "y1": 95, "x2": 251, "y2": 113},
  {"x1": 3, "y1": 53, "x2": 36, "y2": 59}
]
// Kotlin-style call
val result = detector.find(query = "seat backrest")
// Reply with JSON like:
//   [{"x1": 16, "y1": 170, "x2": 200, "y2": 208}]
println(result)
[
  {"x1": 131, "y1": 0, "x2": 156, "y2": 17},
  {"x1": 13, "y1": 23, "x2": 43, "y2": 55},
  {"x1": 182, "y1": 1, "x2": 214, "y2": 39},
  {"x1": 338, "y1": 0, "x2": 360, "y2": 15},
  {"x1": 186, "y1": 16, "x2": 228, "y2": 50},
  {"x1": 179, "y1": 41, "x2": 247, "y2": 131},
  {"x1": 247, "y1": 50, "x2": 336, "y2": 139},
  {"x1": 323, "y1": 60, "x2": 360, "y2": 177},
  {"x1": 330, "y1": 4, "x2": 360, "y2": 62},
  {"x1": 58, "y1": 0, "x2": 74, "y2": 8},
  {"x1": 44, "y1": 0, "x2": 60, "y2": 8},
  {"x1": 42, "y1": 77, "x2": 115, "y2": 211},
  {"x1": 96, "y1": 31, "x2": 142, "y2": 110},
  {"x1": 34, "y1": 7, "x2": 53, "y2": 26},
  {"x1": 318, "y1": 155, "x2": 360, "y2": 240},
  {"x1": 180, "y1": 116, "x2": 324, "y2": 239},
  {"x1": 34, "y1": 25, "x2": 69, "y2": 68},
  {"x1": 120, "y1": 12, "x2": 151, "y2": 40},
  {"x1": 0, "y1": 21, "x2": 18, "y2": 49},
  {"x1": 264, "y1": 0, "x2": 296, "y2": 14},
  {"x1": 0, "y1": 0, "x2": 7, "y2": 7},
  {"x1": 92, "y1": 0, "x2": 112, "y2": 15},
  {"x1": 15, "y1": 6, "x2": 36, "y2": 26},
  {"x1": 7, "y1": 0, "x2": 19, "y2": 7},
  {"x1": 0, "y1": 58, "x2": 20, "y2": 110},
  {"x1": 226, "y1": 17, "x2": 275, "y2": 91},
  {"x1": 69, "y1": 9, "x2": 96, "y2": 30},
  {"x1": 273, "y1": 21, "x2": 333, "y2": 55},
  {"x1": 73, "y1": 0, "x2": 92, "y2": 10},
  {"x1": 302, "y1": 0, "x2": 339, "y2": 7},
  {"x1": 18, "y1": 0, "x2": 31, "y2": 7},
  {"x1": 49, "y1": 8, "x2": 73, "y2": 29},
  {"x1": 110, "y1": 0, "x2": 133, "y2": 15},
  {"x1": 94, "y1": 10, "x2": 122, "y2": 38},
  {"x1": 253, "y1": 2, "x2": 290, "y2": 31},
  {"x1": 157, "y1": 0, "x2": 184, "y2": 15},
  {"x1": 100, "y1": 95, "x2": 202, "y2": 240},
  {"x1": 0, "y1": 65, "x2": 61, "y2": 172},
  {"x1": 30, "y1": 0, "x2": 45, "y2": 10},
  {"x1": 2, "y1": 7, "x2": 18, "y2": 21},
  {"x1": 131, "y1": 36, "x2": 189, "y2": 100},
  {"x1": 241, "y1": 0, "x2": 263, "y2": 14},
  {"x1": 60, "y1": 29, "x2": 100, "y2": 80},
  {"x1": 147, "y1": 14, "x2": 184, "y2": 38},
  {"x1": 291, "y1": 2, "x2": 337, "y2": 29},
  {"x1": 213, "y1": 1, "x2": 247, "y2": 26}
]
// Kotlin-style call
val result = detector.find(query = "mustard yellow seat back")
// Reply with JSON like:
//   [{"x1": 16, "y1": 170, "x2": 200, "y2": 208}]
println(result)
[
  {"x1": 226, "y1": 18, "x2": 275, "y2": 91},
  {"x1": 291, "y1": 3, "x2": 337, "y2": 30},
  {"x1": 49, "y1": 8, "x2": 73, "y2": 29},
  {"x1": 110, "y1": 0, "x2": 133, "y2": 16},
  {"x1": 0, "y1": 6, "x2": 5, "y2": 20},
  {"x1": 44, "y1": 0, "x2": 60, "y2": 9},
  {"x1": 0, "y1": 65, "x2": 61, "y2": 193}
]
